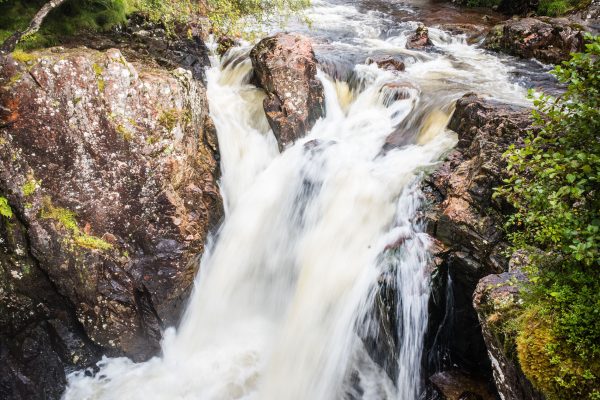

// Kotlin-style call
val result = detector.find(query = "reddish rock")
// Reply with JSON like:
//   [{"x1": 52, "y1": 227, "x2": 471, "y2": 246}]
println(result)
[
  {"x1": 429, "y1": 370, "x2": 496, "y2": 400},
  {"x1": 484, "y1": 17, "x2": 585, "y2": 64},
  {"x1": 250, "y1": 33, "x2": 325, "y2": 151},
  {"x1": 406, "y1": 24, "x2": 434, "y2": 49},
  {"x1": 366, "y1": 55, "x2": 406, "y2": 71},
  {"x1": 0, "y1": 47, "x2": 222, "y2": 364}
]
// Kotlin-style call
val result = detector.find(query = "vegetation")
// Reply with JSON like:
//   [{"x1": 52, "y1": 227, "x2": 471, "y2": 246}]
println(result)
[
  {"x1": 0, "y1": 196, "x2": 12, "y2": 219},
  {"x1": 0, "y1": 0, "x2": 310, "y2": 51},
  {"x1": 496, "y1": 35, "x2": 600, "y2": 399},
  {"x1": 40, "y1": 197, "x2": 113, "y2": 251},
  {"x1": 460, "y1": 0, "x2": 590, "y2": 16}
]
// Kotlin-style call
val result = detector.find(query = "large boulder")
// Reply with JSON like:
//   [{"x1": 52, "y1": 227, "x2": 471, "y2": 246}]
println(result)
[
  {"x1": 484, "y1": 17, "x2": 585, "y2": 64},
  {"x1": 0, "y1": 46, "x2": 222, "y2": 397},
  {"x1": 473, "y1": 253, "x2": 545, "y2": 400},
  {"x1": 422, "y1": 94, "x2": 534, "y2": 392},
  {"x1": 250, "y1": 33, "x2": 325, "y2": 151}
]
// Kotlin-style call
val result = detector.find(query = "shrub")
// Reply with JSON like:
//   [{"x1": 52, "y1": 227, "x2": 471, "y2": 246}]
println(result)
[{"x1": 497, "y1": 34, "x2": 600, "y2": 399}]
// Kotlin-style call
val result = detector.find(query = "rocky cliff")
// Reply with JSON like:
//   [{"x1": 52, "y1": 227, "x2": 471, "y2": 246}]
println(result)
[{"x1": 0, "y1": 43, "x2": 222, "y2": 399}]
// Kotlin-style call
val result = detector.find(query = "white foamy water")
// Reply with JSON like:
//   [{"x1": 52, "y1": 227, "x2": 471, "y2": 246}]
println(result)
[{"x1": 63, "y1": 1, "x2": 533, "y2": 399}]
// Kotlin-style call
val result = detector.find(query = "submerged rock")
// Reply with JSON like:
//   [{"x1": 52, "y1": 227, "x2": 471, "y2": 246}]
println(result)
[
  {"x1": 250, "y1": 33, "x2": 325, "y2": 151},
  {"x1": 0, "y1": 46, "x2": 222, "y2": 398},
  {"x1": 484, "y1": 17, "x2": 585, "y2": 64},
  {"x1": 366, "y1": 56, "x2": 406, "y2": 72},
  {"x1": 473, "y1": 253, "x2": 545, "y2": 400}
]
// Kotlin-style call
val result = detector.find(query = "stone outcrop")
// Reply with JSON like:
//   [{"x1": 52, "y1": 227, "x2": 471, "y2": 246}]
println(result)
[
  {"x1": 484, "y1": 17, "x2": 585, "y2": 64},
  {"x1": 473, "y1": 253, "x2": 545, "y2": 400},
  {"x1": 429, "y1": 370, "x2": 497, "y2": 400},
  {"x1": 0, "y1": 45, "x2": 222, "y2": 398},
  {"x1": 406, "y1": 24, "x2": 434, "y2": 50},
  {"x1": 250, "y1": 33, "x2": 325, "y2": 151},
  {"x1": 366, "y1": 56, "x2": 406, "y2": 72},
  {"x1": 421, "y1": 94, "x2": 535, "y2": 395}
]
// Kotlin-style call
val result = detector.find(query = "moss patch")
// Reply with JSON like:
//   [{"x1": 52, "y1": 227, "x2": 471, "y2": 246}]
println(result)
[
  {"x1": 0, "y1": 196, "x2": 13, "y2": 219},
  {"x1": 21, "y1": 177, "x2": 39, "y2": 197},
  {"x1": 92, "y1": 63, "x2": 105, "y2": 92},
  {"x1": 11, "y1": 49, "x2": 36, "y2": 63},
  {"x1": 116, "y1": 124, "x2": 133, "y2": 141},
  {"x1": 40, "y1": 197, "x2": 112, "y2": 251}
]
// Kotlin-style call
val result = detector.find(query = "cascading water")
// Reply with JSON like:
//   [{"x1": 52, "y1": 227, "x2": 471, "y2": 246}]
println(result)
[{"x1": 63, "y1": 1, "x2": 534, "y2": 399}]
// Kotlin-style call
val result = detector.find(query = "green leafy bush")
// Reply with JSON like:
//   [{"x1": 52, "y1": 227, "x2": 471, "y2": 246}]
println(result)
[{"x1": 497, "y1": 35, "x2": 600, "y2": 399}]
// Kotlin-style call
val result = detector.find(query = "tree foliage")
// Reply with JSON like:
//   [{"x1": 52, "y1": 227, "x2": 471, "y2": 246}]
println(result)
[{"x1": 497, "y1": 35, "x2": 600, "y2": 399}]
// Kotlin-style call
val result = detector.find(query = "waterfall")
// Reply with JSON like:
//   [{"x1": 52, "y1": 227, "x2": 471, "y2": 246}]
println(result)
[{"x1": 63, "y1": 1, "x2": 532, "y2": 399}]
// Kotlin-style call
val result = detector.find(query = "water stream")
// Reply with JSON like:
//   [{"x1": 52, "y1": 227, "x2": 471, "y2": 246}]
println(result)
[{"x1": 63, "y1": 1, "x2": 539, "y2": 399}]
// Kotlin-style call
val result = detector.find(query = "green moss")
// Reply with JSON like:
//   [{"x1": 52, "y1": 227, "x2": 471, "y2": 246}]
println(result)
[
  {"x1": 158, "y1": 109, "x2": 180, "y2": 132},
  {"x1": 40, "y1": 197, "x2": 112, "y2": 251},
  {"x1": 517, "y1": 308, "x2": 600, "y2": 400},
  {"x1": 0, "y1": 196, "x2": 12, "y2": 219},
  {"x1": 11, "y1": 49, "x2": 36, "y2": 63},
  {"x1": 116, "y1": 124, "x2": 133, "y2": 141},
  {"x1": 21, "y1": 178, "x2": 39, "y2": 197},
  {"x1": 92, "y1": 63, "x2": 105, "y2": 92}
]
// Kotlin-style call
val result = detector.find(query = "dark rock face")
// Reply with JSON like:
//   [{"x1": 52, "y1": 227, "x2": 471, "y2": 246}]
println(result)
[
  {"x1": 250, "y1": 33, "x2": 325, "y2": 151},
  {"x1": 406, "y1": 24, "x2": 434, "y2": 50},
  {"x1": 498, "y1": 0, "x2": 539, "y2": 15},
  {"x1": 484, "y1": 17, "x2": 585, "y2": 64},
  {"x1": 473, "y1": 255, "x2": 545, "y2": 400},
  {"x1": 0, "y1": 46, "x2": 222, "y2": 398},
  {"x1": 422, "y1": 94, "x2": 535, "y2": 395}
]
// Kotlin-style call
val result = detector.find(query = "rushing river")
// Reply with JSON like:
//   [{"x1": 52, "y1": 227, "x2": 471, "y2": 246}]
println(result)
[{"x1": 63, "y1": 1, "x2": 540, "y2": 399}]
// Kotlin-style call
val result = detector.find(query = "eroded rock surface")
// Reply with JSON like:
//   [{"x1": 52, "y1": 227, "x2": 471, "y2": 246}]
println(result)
[
  {"x1": 0, "y1": 46, "x2": 222, "y2": 398},
  {"x1": 250, "y1": 33, "x2": 325, "y2": 151},
  {"x1": 484, "y1": 17, "x2": 585, "y2": 64}
]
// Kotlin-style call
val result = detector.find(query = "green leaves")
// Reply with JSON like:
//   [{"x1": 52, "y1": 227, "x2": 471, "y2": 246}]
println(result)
[{"x1": 497, "y1": 35, "x2": 600, "y2": 399}]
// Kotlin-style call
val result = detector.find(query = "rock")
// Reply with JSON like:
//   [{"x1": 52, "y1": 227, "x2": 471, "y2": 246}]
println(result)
[
  {"x1": 250, "y1": 33, "x2": 325, "y2": 151},
  {"x1": 421, "y1": 94, "x2": 535, "y2": 391},
  {"x1": 0, "y1": 216, "x2": 101, "y2": 399},
  {"x1": 473, "y1": 254, "x2": 545, "y2": 400},
  {"x1": 429, "y1": 370, "x2": 496, "y2": 400},
  {"x1": 484, "y1": 17, "x2": 585, "y2": 64},
  {"x1": 0, "y1": 46, "x2": 222, "y2": 398},
  {"x1": 498, "y1": 0, "x2": 539, "y2": 15},
  {"x1": 406, "y1": 24, "x2": 434, "y2": 50},
  {"x1": 366, "y1": 56, "x2": 405, "y2": 71}
]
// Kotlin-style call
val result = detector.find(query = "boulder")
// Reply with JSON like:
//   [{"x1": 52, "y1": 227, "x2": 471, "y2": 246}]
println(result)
[
  {"x1": 422, "y1": 94, "x2": 535, "y2": 392},
  {"x1": 472, "y1": 253, "x2": 545, "y2": 400},
  {"x1": 406, "y1": 24, "x2": 434, "y2": 50},
  {"x1": 429, "y1": 370, "x2": 496, "y2": 400},
  {"x1": 484, "y1": 17, "x2": 585, "y2": 64},
  {"x1": 0, "y1": 46, "x2": 222, "y2": 397},
  {"x1": 366, "y1": 56, "x2": 406, "y2": 72},
  {"x1": 250, "y1": 33, "x2": 325, "y2": 151}
]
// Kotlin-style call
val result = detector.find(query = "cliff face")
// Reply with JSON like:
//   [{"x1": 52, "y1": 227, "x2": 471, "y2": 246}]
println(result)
[
  {"x1": 0, "y1": 44, "x2": 222, "y2": 399},
  {"x1": 421, "y1": 94, "x2": 545, "y2": 399}
]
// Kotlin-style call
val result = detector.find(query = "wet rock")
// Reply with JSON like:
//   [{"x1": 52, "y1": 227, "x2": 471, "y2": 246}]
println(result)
[
  {"x1": 406, "y1": 24, "x2": 434, "y2": 50},
  {"x1": 250, "y1": 33, "x2": 325, "y2": 151},
  {"x1": 484, "y1": 17, "x2": 585, "y2": 64},
  {"x1": 0, "y1": 45, "x2": 222, "y2": 374},
  {"x1": 0, "y1": 215, "x2": 101, "y2": 400},
  {"x1": 422, "y1": 94, "x2": 535, "y2": 392},
  {"x1": 429, "y1": 370, "x2": 496, "y2": 400},
  {"x1": 473, "y1": 254, "x2": 545, "y2": 400},
  {"x1": 366, "y1": 56, "x2": 406, "y2": 71}
]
